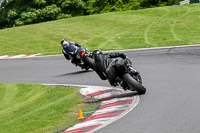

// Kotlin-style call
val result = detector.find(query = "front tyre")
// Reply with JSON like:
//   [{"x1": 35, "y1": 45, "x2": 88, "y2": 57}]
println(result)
[{"x1": 122, "y1": 73, "x2": 146, "y2": 94}]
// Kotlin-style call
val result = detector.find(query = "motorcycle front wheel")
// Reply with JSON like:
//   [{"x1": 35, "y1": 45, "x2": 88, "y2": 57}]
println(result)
[{"x1": 122, "y1": 73, "x2": 146, "y2": 94}]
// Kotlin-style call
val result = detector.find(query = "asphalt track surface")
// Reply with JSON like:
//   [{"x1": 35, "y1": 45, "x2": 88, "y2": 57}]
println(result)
[{"x1": 0, "y1": 45, "x2": 200, "y2": 133}]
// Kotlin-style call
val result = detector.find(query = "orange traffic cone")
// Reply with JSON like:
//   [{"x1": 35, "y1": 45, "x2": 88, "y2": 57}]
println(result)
[{"x1": 77, "y1": 108, "x2": 85, "y2": 119}]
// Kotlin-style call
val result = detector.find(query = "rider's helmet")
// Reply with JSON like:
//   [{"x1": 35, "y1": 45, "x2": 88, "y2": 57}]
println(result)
[
  {"x1": 92, "y1": 49, "x2": 102, "y2": 57},
  {"x1": 61, "y1": 39, "x2": 69, "y2": 48},
  {"x1": 92, "y1": 49, "x2": 103, "y2": 62}
]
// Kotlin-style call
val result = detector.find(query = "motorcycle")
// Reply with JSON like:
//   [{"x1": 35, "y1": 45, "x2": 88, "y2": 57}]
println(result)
[
  {"x1": 113, "y1": 58, "x2": 146, "y2": 94},
  {"x1": 63, "y1": 48, "x2": 94, "y2": 70}
]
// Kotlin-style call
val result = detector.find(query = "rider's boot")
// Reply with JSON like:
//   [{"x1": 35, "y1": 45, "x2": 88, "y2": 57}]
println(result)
[{"x1": 120, "y1": 82, "x2": 128, "y2": 91}]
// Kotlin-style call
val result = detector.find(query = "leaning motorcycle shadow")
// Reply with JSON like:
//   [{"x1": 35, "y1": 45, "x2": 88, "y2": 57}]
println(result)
[{"x1": 55, "y1": 70, "x2": 94, "y2": 77}]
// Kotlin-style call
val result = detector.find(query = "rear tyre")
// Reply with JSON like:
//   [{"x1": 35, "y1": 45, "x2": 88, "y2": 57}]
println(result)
[{"x1": 122, "y1": 73, "x2": 146, "y2": 94}]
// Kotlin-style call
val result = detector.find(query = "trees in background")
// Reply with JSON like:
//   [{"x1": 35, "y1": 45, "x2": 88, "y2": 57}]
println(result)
[
  {"x1": 0, "y1": 0, "x2": 182, "y2": 29},
  {"x1": 87, "y1": 0, "x2": 141, "y2": 14},
  {"x1": 0, "y1": 0, "x2": 86, "y2": 29},
  {"x1": 86, "y1": 0, "x2": 182, "y2": 14}
]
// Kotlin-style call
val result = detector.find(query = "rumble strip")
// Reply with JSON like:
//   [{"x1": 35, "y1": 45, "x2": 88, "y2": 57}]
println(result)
[{"x1": 0, "y1": 53, "x2": 41, "y2": 59}]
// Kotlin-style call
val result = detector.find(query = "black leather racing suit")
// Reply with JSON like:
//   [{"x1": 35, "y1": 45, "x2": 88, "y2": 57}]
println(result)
[{"x1": 93, "y1": 52, "x2": 126, "y2": 86}]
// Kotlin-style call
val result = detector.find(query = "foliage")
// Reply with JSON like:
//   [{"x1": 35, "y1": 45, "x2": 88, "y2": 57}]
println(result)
[
  {"x1": 0, "y1": 0, "x2": 183, "y2": 29},
  {"x1": 0, "y1": 0, "x2": 86, "y2": 29},
  {"x1": 87, "y1": 0, "x2": 142, "y2": 14},
  {"x1": 15, "y1": 5, "x2": 63, "y2": 26},
  {"x1": 86, "y1": 0, "x2": 183, "y2": 14},
  {"x1": 59, "y1": 0, "x2": 86, "y2": 15}
]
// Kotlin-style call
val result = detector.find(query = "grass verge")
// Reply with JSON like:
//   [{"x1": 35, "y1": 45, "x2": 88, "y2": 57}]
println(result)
[
  {"x1": 0, "y1": 84, "x2": 100, "y2": 133},
  {"x1": 0, "y1": 4, "x2": 200, "y2": 56}
]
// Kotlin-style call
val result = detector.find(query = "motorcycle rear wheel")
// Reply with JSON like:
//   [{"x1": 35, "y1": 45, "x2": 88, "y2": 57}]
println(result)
[{"x1": 122, "y1": 73, "x2": 146, "y2": 94}]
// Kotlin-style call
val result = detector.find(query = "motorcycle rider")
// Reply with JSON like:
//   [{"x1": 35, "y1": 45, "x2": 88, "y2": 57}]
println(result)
[
  {"x1": 61, "y1": 39, "x2": 81, "y2": 65},
  {"x1": 92, "y1": 49, "x2": 130, "y2": 87}
]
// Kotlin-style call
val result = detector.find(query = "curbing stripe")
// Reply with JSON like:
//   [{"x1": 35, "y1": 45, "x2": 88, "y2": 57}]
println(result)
[
  {"x1": 99, "y1": 91, "x2": 136, "y2": 101},
  {"x1": 0, "y1": 53, "x2": 41, "y2": 59},
  {"x1": 8, "y1": 55, "x2": 27, "y2": 58},
  {"x1": 87, "y1": 89, "x2": 120, "y2": 97},
  {"x1": 64, "y1": 124, "x2": 102, "y2": 133},
  {"x1": 67, "y1": 118, "x2": 111, "y2": 131},
  {"x1": 89, "y1": 94, "x2": 139, "y2": 133},
  {"x1": 93, "y1": 104, "x2": 131, "y2": 116},
  {"x1": 101, "y1": 97, "x2": 133, "y2": 105},
  {"x1": 83, "y1": 109, "x2": 126, "y2": 122},
  {"x1": 0, "y1": 55, "x2": 8, "y2": 59},
  {"x1": 4, "y1": 55, "x2": 20, "y2": 58},
  {"x1": 98, "y1": 99, "x2": 133, "y2": 110},
  {"x1": 21, "y1": 54, "x2": 36, "y2": 57}
]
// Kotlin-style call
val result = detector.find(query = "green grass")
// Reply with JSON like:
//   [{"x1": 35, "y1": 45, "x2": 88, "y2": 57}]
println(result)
[
  {"x1": 0, "y1": 4, "x2": 200, "y2": 56},
  {"x1": 0, "y1": 84, "x2": 99, "y2": 133}
]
